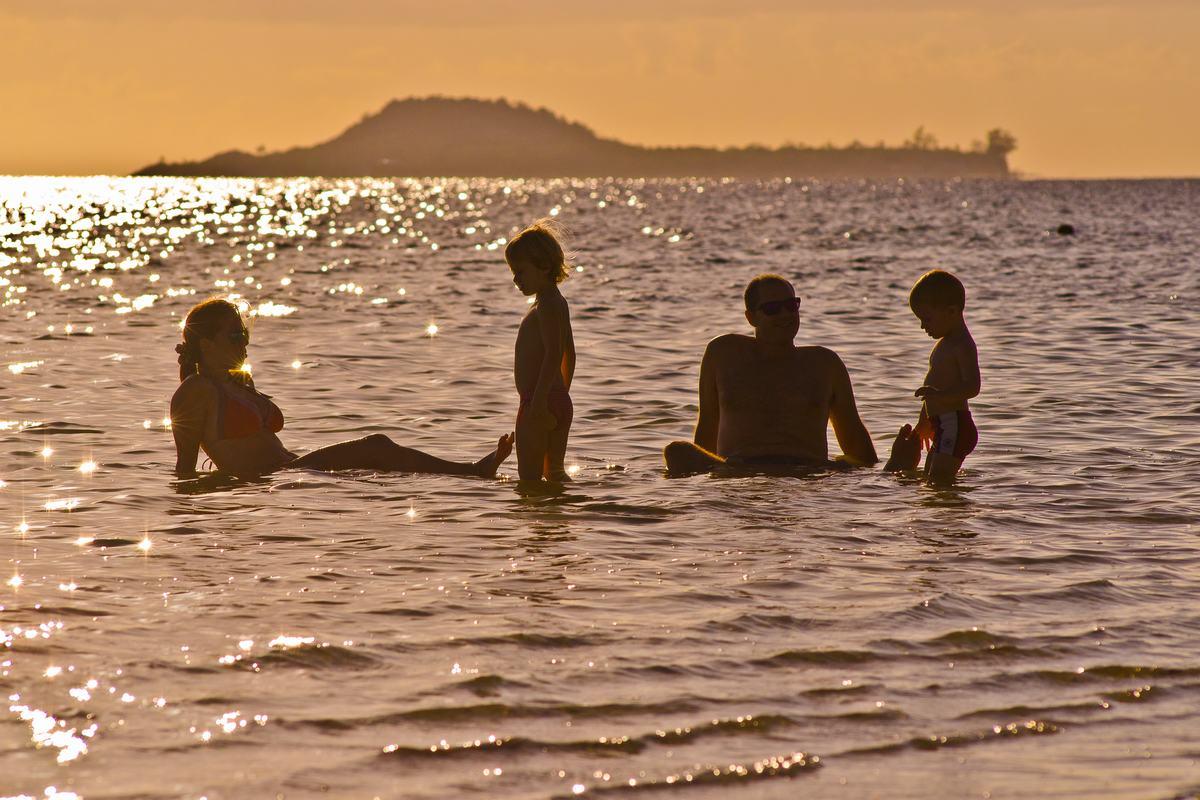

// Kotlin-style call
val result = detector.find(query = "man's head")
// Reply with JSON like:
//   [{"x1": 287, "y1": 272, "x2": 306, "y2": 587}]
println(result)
[
  {"x1": 744, "y1": 274, "x2": 800, "y2": 343},
  {"x1": 909, "y1": 269, "x2": 966, "y2": 339}
]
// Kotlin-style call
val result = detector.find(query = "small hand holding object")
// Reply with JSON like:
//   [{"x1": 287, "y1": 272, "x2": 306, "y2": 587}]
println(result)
[
  {"x1": 913, "y1": 416, "x2": 935, "y2": 450},
  {"x1": 914, "y1": 384, "x2": 941, "y2": 399}
]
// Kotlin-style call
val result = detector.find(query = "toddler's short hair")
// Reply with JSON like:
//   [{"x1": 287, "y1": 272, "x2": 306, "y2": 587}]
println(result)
[
  {"x1": 744, "y1": 273, "x2": 793, "y2": 312},
  {"x1": 505, "y1": 219, "x2": 571, "y2": 283},
  {"x1": 910, "y1": 269, "x2": 966, "y2": 310}
]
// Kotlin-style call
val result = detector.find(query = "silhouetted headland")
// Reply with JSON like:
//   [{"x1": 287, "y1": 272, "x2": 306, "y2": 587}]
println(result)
[{"x1": 134, "y1": 97, "x2": 1015, "y2": 179}]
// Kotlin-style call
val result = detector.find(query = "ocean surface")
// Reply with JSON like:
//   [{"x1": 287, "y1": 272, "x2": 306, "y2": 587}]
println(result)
[{"x1": 1, "y1": 176, "x2": 1198, "y2": 799}]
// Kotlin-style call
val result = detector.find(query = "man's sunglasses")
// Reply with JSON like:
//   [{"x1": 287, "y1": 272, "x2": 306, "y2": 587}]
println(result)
[{"x1": 757, "y1": 297, "x2": 802, "y2": 315}]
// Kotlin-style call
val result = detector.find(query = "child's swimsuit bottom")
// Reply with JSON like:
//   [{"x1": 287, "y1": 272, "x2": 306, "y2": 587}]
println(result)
[
  {"x1": 517, "y1": 388, "x2": 573, "y2": 431},
  {"x1": 931, "y1": 409, "x2": 977, "y2": 461}
]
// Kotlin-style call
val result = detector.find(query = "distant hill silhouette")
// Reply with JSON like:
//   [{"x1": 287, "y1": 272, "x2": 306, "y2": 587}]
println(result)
[{"x1": 134, "y1": 97, "x2": 1014, "y2": 179}]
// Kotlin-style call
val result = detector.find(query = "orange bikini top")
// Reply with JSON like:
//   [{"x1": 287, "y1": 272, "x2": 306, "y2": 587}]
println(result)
[{"x1": 210, "y1": 377, "x2": 284, "y2": 440}]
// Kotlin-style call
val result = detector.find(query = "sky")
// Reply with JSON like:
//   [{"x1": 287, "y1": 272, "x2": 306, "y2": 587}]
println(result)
[{"x1": 3, "y1": 1, "x2": 1198, "y2": 177}]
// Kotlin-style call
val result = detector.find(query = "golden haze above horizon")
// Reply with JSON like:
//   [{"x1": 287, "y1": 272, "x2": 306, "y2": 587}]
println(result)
[{"x1": 3, "y1": 1, "x2": 1198, "y2": 178}]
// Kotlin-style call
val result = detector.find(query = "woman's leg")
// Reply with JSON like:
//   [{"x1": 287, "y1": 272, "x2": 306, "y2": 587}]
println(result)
[{"x1": 290, "y1": 433, "x2": 512, "y2": 476}]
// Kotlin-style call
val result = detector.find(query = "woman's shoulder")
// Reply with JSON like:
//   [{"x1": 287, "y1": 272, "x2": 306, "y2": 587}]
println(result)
[{"x1": 171, "y1": 374, "x2": 217, "y2": 409}]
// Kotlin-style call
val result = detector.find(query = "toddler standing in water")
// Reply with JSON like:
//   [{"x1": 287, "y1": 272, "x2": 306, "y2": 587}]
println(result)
[
  {"x1": 505, "y1": 220, "x2": 576, "y2": 483},
  {"x1": 906, "y1": 269, "x2": 981, "y2": 484}
]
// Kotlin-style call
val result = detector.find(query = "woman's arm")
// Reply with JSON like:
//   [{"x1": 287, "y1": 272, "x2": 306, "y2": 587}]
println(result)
[{"x1": 170, "y1": 378, "x2": 211, "y2": 476}]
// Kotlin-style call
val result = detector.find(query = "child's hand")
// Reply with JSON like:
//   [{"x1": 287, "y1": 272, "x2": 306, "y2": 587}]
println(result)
[
  {"x1": 914, "y1": 384, "x2": 941, "y2": 399},
  {"x1": 913, "y1": 417, "x2": 935, "y2": 449}
]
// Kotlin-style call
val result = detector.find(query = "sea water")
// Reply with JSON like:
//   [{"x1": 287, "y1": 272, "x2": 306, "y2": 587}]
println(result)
[{"x1": 1, "y1": 176, "x2": 1198, "y2": 798}]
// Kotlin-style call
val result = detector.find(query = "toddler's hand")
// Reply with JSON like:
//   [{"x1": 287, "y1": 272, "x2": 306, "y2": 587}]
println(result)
[
  {"x1": 914, "y1": 384, "x2": 941, "y2": 398},
  {"x1": 913, "y1": 417, "x2": 935, "y2": 449}
]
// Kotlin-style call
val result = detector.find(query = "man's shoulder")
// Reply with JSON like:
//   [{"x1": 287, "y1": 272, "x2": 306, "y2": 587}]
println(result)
[
  {"x1": 704, "y1": 333, "x2": 754, "y2": 353},
  {"x1": 794, "y1": 344, "x2": 845, "y2": 366}
]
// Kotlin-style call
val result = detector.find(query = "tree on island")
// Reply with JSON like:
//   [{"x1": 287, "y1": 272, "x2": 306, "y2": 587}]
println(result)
[
  {"x1": 985, "y1": 128, "x2": 1018, "y2": 156},
  {"x1": 904, "y1": 126, "x2": 940, "y2": 151}
]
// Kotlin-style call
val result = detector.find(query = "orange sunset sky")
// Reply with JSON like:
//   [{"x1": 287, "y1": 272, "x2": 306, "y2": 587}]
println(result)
[{"x1": 4, "y1": 1, "x2": 1198, "y2": 178}]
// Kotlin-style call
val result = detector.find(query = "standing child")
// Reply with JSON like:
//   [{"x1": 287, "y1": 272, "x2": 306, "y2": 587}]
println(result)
[
  {"x1": 505, "y1": 220, "x2": 576, "y2": 483},
  {"x1": 908, "y1": 269, "x2": 981, "y2": 484}
]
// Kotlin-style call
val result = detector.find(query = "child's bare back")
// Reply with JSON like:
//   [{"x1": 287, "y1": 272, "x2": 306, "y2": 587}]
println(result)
[{"x1": 920, "y1": 327, "x2": 978, "y2": 418}]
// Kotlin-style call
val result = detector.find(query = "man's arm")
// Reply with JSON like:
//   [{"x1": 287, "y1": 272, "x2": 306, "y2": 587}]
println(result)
[
  {"x1": 827, "y1": 351, "x2": 878, "y2": 466},
  {"x1": 693, "y1": 339, "x2": 720, "y2": 452}
]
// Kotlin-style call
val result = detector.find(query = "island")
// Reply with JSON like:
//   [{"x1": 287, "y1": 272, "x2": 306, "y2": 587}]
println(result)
[{"x1": 134, "y1": 97, "x2": 1016, "y2": 179}]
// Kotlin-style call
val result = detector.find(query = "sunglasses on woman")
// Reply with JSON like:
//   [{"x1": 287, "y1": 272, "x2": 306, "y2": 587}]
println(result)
[
  {"x1": 757, "y1": 297, "x2": 802, "y2": 315},
  {"x1": 225, "y1": 327, "x2": 249, "y2": 346}
]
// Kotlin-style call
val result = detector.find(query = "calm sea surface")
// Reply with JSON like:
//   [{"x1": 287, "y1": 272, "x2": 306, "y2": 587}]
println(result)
[{"x1": 1, "y1": 176, "x2": 1198, "y2": 799}]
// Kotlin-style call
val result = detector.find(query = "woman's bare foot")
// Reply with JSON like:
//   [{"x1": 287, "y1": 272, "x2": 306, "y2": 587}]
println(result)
[{"x1": 474, "y1": 433, "x2": 515, "y2": 477}]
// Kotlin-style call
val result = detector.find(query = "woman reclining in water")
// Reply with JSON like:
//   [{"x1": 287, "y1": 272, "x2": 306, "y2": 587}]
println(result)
[{"x1": 170, "y1": 298, "x2": 513, "y2": 478}]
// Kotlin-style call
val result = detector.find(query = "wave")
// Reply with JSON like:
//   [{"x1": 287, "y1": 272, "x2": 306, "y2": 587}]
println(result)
[
  {"x1": 553, "y1": 750, "x2": 819, "y2": 797},
  {"x1": 378, "y1": 714, "x2": 797, "y2": 761},
  {"x1": 837, "y1": 719, "x2": 1059, "y2": 757}
]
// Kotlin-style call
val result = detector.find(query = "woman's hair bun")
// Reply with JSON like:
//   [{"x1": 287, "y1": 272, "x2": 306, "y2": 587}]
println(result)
[{"x1": 176, "y1": 341, "x2": 196, "y2": 367}]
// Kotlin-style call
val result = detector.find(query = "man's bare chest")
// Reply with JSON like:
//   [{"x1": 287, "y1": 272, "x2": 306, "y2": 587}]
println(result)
[{"x1": 717, "y1": 357, "x2": 830, "y2": 413}]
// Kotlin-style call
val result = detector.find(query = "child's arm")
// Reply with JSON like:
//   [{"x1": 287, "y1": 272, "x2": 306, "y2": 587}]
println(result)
[
  {"x1": 560, "y1": 318, "x2": 575, "y2": 390},
  {"x1": 693, "y1": 340, "x2": 720, "y2": 452},
  {"x1": 529, "y1": 294, "x2": 568, "y2": 425},
  {"x1": 913, "y1": 404, "x2": 933, "y2": 446}
]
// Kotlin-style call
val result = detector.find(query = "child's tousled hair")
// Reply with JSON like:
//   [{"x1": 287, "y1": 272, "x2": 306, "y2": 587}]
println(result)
[
  {"x1": 909, "y1": 269, "x2": 966, "y2": 311},
  {"x1": 504, "y1": 218, "x2": 571, "y2": 283},
  {"x1": 175, "y1": 297, "x2": 244, "y2": 382}
]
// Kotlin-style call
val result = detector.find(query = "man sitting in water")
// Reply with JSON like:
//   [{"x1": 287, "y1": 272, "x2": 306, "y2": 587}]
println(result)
[{"x1": 663, "y1": 273, "x2": 878, "y2": 474}]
